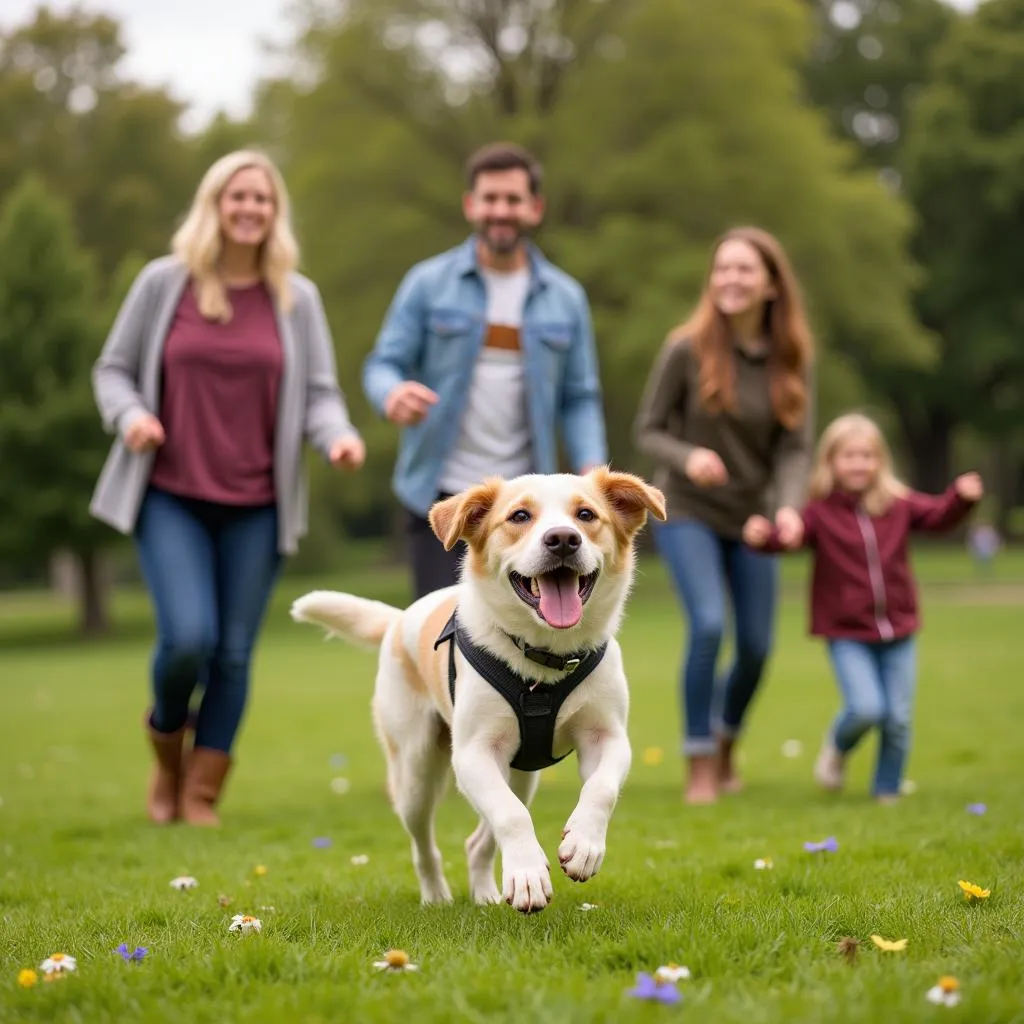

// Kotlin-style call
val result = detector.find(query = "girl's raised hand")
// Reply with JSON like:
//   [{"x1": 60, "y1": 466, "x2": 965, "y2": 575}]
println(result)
[{"x1": 955, "y1": 472, "x2": 984, "y2": 502}]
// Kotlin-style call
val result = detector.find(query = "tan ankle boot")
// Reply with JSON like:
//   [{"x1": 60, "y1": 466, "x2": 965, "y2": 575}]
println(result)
[
  {"x1": 685, "y1": 754, "x2": 719, "y2": 804},
  {"x1": 146, "y1": 716, "x2": 187, "y2": 824},
  {"x1": 180, "y1": 747, "x2": 232, "y2": 826},
  {"x1": 716, "y1": 735, "x2": 744, "y2": 794}
]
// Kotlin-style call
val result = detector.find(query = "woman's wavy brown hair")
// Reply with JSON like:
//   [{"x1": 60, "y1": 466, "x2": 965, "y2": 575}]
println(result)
[{"x1": 670, "y1": 227, "x2": 814, "y2": 430}]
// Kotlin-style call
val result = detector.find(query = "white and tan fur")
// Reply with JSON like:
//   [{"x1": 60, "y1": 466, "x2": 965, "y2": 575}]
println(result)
[{"x1": 291, "y1": 467, "x2": 665, "y2": 913}]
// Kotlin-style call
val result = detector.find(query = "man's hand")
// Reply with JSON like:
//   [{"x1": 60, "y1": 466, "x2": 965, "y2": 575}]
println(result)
[
  {"x1": 743, "y1": 515, "x2": 773, "y2": 548},
  {"x1": 955, "y1": 472, "x2": 984, "y2": 503},
  {"x1": 329, "y1": 435, "x2": 366, "y2": 471},
  {"x1": 384, "y1": 381, "x2": 440, "y2": 426},
  {"x1": 124, "y1": 413, "x2": 165, "y2": 454},
  {"x1": 774, "y1": 506, "x2": 804, "y2": 549},
  {"x1": 684, "y1": 447, "x2": 729, "y2": 488}
]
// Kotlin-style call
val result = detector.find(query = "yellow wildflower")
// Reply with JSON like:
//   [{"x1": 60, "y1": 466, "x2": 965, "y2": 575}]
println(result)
[
  {"x1": 17, "y1": 969, "x2": 38, "y2": 988},
  {"x1": 958, "y1": 880, "x2": 990, "y2": 902},
  {"x1": 870, "y1": 935, "x2": 908, "y2": 952}
]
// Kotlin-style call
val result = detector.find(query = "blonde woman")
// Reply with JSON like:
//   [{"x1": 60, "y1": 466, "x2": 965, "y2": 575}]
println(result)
[
  {"x1": 743, "y1": 413, "x2": 982, "y2": 802},
  {"x1": 90, "y1": 150, "x2": 365, "y2": 826}
]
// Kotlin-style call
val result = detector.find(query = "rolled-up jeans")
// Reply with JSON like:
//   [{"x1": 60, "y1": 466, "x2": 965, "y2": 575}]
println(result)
[
  {"x1": 134, "y1": 486, "x2": 281, "y2": 753},
  {"x1": 827, "y1": 636, "x2": 916, "y2": 796},
  {"x1": 653, "y1": 518, "x2": 778, "y2": 756}
]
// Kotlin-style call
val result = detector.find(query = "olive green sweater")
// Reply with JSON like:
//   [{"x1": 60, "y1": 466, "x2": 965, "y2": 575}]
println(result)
[{"x1": 633, "y1": 338, "x2": 814, "y2": 538}]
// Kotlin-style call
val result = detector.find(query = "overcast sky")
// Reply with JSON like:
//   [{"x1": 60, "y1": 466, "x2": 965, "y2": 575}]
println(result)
[{"x1": 2, "y1": 0, "x2": 983, "y2": 133}]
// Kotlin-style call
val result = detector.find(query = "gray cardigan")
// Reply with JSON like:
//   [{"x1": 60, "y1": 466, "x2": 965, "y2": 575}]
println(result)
[{"x1": 89, "y1": 256, "x2": 359, "y2": 555}]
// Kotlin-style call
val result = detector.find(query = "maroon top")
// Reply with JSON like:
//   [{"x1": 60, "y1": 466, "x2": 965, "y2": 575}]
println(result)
[
  {"x1": 761, "y1": 486, "x2": 977, "y2": 642},
  {"x1": 149, "y1": 282, "x2": 283, "y2": 505}
]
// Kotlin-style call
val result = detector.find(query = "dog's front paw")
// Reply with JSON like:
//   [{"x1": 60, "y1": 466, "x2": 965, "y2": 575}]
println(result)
[
  {"x1": 558, "y1": 816, "x2": 606, "y2": 882},
  {"x1": 419, "y1": 877, "x2": 454, "y2": 906},
  {"x1": 502, "y1": 842, "x2": 553, "y2": 913},
  {"x1": 471, "y1": 879, "x2": 502, "y2": 906}
]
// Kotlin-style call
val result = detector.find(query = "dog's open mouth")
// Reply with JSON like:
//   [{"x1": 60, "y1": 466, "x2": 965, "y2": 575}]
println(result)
[{"x1": 509, "y1": 567, "x2": 599, "y2": 629}]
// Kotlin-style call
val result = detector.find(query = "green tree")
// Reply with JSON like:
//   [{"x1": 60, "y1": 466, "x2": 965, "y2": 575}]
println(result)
[
  {"x1": 256, "y1": 0, "x2": 931, "y2": 529},
  {"x1": 0, "y1": 175, "x2": 114, "y2": 632},
  {"x1": 0, "y1": 8, "x2": 198, "y2": 284},
  {"x1": 802, "y1": 0, "x2": 957, "y2": 174},
  {"x1": 899, "y1": 0, "x2": 1024, "y2": 515}
]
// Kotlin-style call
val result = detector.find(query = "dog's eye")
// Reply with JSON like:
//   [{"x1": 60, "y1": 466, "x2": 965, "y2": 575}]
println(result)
[
  {"x1": 576, "y1": 507, "x2": 597, "y2": 522},
  {"x1": 508, "y1": 508, "x2": 531, "y2": 524}
]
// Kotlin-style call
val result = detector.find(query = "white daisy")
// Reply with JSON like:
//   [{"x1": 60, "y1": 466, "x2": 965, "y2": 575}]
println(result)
[
  {"x1": 351, "y1": 854, "x2": 370, "y2": 866},
  {"x1": 654, "y1": 964, "x2": 691, "y2": 983},
  {"x1": 373, "y1": 949, "x2": 419, "y2": 972},
  {"x1": 781, "y1": 739, "x2": 803, "y2": 758},
  {"x1": 579, "y1": 903, "x2": 600, "y2": 911},
  {"x1": 40, "y1": 953, "x2": 77, "y2": 975},
  {"x1": 926, "y1": 978, "x2": 961, "y2": 1007},
  {"x1": 228, "y1": 914, "x2": 262, "y2": 934},
  {"x1": 330, "y1": 777, "x2": 351, "y2": 795},
  {"x1": 754, "y1": 858, "x2": 774, "y2": 870},
  {"x1": 169, "y1": 875, "x2": 199, "y2": 890}
]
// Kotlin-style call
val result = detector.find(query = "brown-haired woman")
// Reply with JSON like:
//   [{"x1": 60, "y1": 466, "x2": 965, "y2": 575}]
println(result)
[{"x1": 633, "y1": 227, "x2": 815, "y2": 804}]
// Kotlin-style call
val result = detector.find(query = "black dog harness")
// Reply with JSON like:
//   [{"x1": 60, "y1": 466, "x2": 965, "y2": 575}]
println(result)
[{"x1": 434, "y1": 611, "x2": 608, "y2": 773}]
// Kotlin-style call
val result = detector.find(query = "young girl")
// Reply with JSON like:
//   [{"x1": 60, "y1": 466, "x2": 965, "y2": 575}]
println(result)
[{"x1": 743, "y1": 413, "x2": 982, "y2": 802}]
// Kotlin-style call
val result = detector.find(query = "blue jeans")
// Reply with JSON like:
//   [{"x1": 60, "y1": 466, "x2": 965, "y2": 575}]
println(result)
[
  {"x1": 134, "y1": 487, "x2": 282, "y2": 753},
  {"x1": 827, "y1": 637, "x2": 916, "y2": 796},
  {"x1": 654, "y1": 519, "x2": 778, "y2": 756}
]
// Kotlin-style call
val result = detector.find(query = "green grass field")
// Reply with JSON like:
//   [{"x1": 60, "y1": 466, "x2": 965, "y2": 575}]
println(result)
[{"x1": 1, "y1": 549, "x2": 1022, "y2": 1023}]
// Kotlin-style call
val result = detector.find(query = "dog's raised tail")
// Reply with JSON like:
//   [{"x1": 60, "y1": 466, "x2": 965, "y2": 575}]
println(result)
[{"x1": 290, "y1": 590, "x2": 401, "y2": 649}]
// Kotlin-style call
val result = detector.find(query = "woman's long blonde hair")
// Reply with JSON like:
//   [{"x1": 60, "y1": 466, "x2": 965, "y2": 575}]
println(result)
[
  {"x1": 171, "y1": 149, "x2": 298, "y2": 322},
  {"x1": 670, "y1": 226, "x2": 814, "y2": 431},
  {"x1": 809, "y1": 413, "x2": 909, "y2": 515}
]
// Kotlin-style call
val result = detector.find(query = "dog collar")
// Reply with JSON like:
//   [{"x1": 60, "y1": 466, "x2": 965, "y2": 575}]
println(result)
[{"x1": 501, "y1": 631, "x2": 587, "y2": 674}]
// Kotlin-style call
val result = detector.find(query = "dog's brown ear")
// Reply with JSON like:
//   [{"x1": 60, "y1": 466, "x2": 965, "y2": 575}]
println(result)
[
  {"x1": 590, "y1": 467, "x2": 667, "y2": 536},
  {"x1": 428, "y1": 479, "x2": 503, "y2": 551}
]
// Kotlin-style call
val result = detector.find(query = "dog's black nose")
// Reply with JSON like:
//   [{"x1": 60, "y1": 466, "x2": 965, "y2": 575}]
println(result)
[{"x1": 543, "y1": 527, "x2": 582, "y2": 558}]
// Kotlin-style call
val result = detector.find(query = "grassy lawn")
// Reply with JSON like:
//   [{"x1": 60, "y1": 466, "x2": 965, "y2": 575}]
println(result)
[{"x1": 1, "y1": 549, "x2": 1022, "y2": 1023}]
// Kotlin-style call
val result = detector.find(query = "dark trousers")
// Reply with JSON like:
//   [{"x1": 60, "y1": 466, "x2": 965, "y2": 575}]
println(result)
[
  {"x1": 406, "y1": 494, "x2": 465, "y2": 600},
  {"x1": 134, "y1": 486, "x2": 282, "y2": 752}
]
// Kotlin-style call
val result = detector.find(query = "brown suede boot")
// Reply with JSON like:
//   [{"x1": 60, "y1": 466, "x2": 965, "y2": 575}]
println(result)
[
  {"x1": 180, "y1": 747, "x2": 232, "y2": 826},
  {"x1": 716, "y1": 735, "x2": 744, "y2": 794},
  {"x1": 146, "y1": 716, "x2": 187, "y2": 824},
  {"x1": 684, "y1": 754, "x2": 719, "y2": 805}
]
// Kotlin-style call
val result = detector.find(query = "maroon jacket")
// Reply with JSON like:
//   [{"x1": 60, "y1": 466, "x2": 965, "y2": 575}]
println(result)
[{"x1": 762, "y1": 486, "x2": 977, "y2": 642}]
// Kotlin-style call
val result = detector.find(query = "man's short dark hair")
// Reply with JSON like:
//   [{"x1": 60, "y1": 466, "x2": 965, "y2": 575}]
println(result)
[{"x1": 465, "y1": 142, "x2": 543, "y2": 195}]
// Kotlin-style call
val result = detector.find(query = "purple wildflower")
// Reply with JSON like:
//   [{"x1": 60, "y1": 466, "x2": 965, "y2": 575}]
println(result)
[
  {"x1": 312, "y1": 837, "x2": 333, "y2": 848},
  {"x1": 627, "y1": 972, "x2": 682, "y2": 1004},
  {"x1": 115, "y1": 944, "x2": 148, "y2": 962},
  {"x1": 966, "y1": 803, "x2": 986, "y2": 816},
  {"x1": 804, "y1": 836, "x2": 839, "y2": 853}
]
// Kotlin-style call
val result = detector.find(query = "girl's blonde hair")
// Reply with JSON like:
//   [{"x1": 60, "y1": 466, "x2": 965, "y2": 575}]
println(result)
[
  {"x1": 809, "y1": 412, "x2": 909, "y2": 515},
  {"x1": 171, "y1": 149, "x2": 298, "y2": 322}
]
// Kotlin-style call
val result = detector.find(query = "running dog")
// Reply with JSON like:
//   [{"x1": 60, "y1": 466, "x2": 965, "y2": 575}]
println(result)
[{"x1": 290, "y1": 467, "x2": 665, "y2": 913}]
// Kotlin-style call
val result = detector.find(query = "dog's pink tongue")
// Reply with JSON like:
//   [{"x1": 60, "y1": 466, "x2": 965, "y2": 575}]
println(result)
[{"x1": 537, "y1": 571, "x2": 582, "y2": 629}]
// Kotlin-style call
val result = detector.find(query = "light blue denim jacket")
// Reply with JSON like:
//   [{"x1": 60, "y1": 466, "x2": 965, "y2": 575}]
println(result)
[{"x1": 363, "y1": 237, "x2": 608, "y2": 516}]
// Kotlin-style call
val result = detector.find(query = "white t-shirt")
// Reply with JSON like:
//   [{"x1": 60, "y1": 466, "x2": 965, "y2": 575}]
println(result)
[{"x1": 438, "y1": 267, "x2": 533, "y2": 494}]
